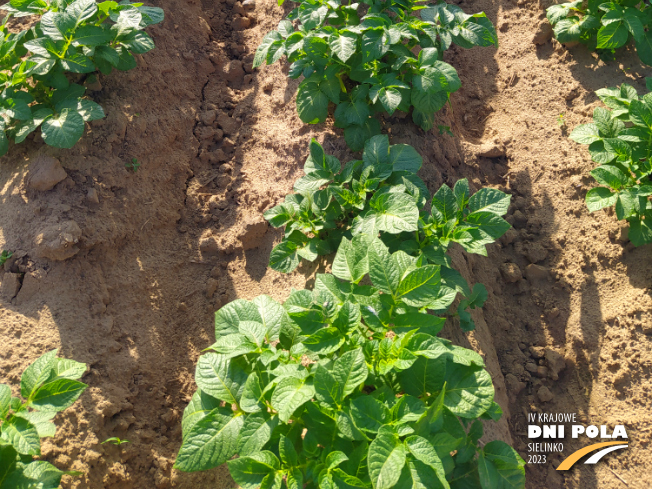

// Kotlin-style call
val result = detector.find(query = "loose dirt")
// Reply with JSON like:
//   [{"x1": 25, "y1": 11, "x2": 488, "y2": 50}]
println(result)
[{"x1": 1, "y1": 0, "x2": 651, "y2": 487}]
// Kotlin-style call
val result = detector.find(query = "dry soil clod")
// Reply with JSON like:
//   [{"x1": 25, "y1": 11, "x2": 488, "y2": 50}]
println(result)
[{"x1": 27, "y1": 155, "x2": 68, "y2": 191}]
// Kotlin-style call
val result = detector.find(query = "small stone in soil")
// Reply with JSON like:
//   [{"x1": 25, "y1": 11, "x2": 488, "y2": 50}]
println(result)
[
  {"x1": 529, "y1": 346, "x2": 545, "y2": 359},
  {"x1": 199, "y1": 126, "x2": 218, "y2": 140},
  {"x1": 213, "y1": 149, "x2": 228, "y2": 163},
  {"x1": 525, "y1": 243, "x2": 548, "y2": 263},
  {"x1": 0, "y1": 272, "x2": 21, "y2": 300},
  {"x1": 239, "y1": 216, "x2": 268, "y2": 250},
  {"x1": 35, "y1": 220, "x2": 82, "y2": 261},
  {"x1": 200, "y1": 110, "x2": 217, "y2": 125},
  {"x1": 205, "y1": 278, "x2": 218, "y2": 299},
  {"x1": 86, "y1": 77, "x2": 102, "y2": 91},
  {"x1": 505, "y1": 373, "x2": 526, "y2": 396},
  {"x1": 512, "y1": 210, "x2": 528, "y2": 228},
  {"x1": 221, "y1": 138, "x2": 235, "y2": 152},
  {"x1": 233, "y1": 1, "x2": 245, "y2": 15},
  {"x1": 221, "y1": 60, "x2": 245, "y2": 84},
  {"x1": 500, "y1": 228, "x2": 518, "y2": 245},
  {"x1": 477, "y1": 142, "x2": 506, "y2": 158},
  {"x1": 536, "y1": 366, "x2": 549, "y2": 378},
  {"x1": 524, "y1": 264, "x2": 550, "y2": 282},
  {"x1": 232, "y1": 16, "x2": 250, "y2": 30},
  {"x1": 500, "y1": 262, "x2": 522, "y2": 283},
  {"x1": 86, "y1": 188, "x2": 100, "y2": 204},
  {"x1": 199, "y1": 236, "x2": 219, "y2": 254},
  {"x1": 28, "y1": 156, "x2": 67, "y2": 191},
  {"x1": 532, "y1": 21, "x2": 553, "y2": 45},
  {"x1": 537, "y1": 386, "x2": 554, "y2": 403},
  {"x1": 217, "y1": 113, "x2": 240, "y2": 136},
  {"x1": 545, "y1": 349, "x2": 566, "y2": 380}
]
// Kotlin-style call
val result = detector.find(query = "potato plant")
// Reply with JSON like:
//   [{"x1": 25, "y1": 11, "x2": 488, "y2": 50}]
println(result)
[
  {"x1": 0, "y1": 0, "x2": 164, "y2": 155},
  {"x1": 570, "y1": 82, "x2": 652, "y2": 246},
  {"x1": 546, "y1": 0, "x2": 652, "y2": 64},
  {"x1": 174, "y1": 241, "x2": 525, "y2": 488},
  {"x1": 0, "y1": 350, "x2": 88, "y2": 488},
  {"x1": 264, "y1": 135, "x2": 511, "y2": 330},
  {"x1": 254, "y1": 0, "x2": 497, "y2": 150}
]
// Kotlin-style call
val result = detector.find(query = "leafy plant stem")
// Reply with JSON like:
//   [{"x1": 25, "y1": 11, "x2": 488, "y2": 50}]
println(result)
[{"x1": 336, "y1": 73, "x2": 347, "y2": 94}]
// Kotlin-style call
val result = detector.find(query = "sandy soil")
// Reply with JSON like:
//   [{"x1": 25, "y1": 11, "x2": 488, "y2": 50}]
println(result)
[{"x1": 1, "y1": 0, "x2": 651, "y2": 487}]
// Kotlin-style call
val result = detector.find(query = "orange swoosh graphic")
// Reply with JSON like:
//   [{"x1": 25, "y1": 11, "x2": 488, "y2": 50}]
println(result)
[{"x1": 557, "y1": 442, "x2": 628, "y2": 470}]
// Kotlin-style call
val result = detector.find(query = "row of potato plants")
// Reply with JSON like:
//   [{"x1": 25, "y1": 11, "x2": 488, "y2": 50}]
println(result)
[
  {"x1": 528, "y1": 1, "x2": 652, "y2": 245},
  {"x1": 0, "y1": 0, "x2": 163, "y2": 155},
  {"x1": 174, "y1": 0, "x2": 526, "y2": 487},
  {"x1": 254, "y1": 0, "x2": 497, "y2": 150},
  {"x1": 570, "y1": 81, "x2": 652, "y2": 246},
  {"x1": 264, "y1": 135, "x2": 508, "y2": 332},
  {"x1": 174, "y1": 136, "x2": 526, "y2": 488},
  {"x1": 0, "y1": 350, "x2": 88, "y2": 488},
  {"x1": 0, "y1": 0, "x2": 528, "y2": 486},
  {"x1": 546, "y1": 0, "x2": 652, "y2": 65}
]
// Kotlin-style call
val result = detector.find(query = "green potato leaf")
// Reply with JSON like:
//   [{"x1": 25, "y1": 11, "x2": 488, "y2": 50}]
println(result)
[
  {"x1": 398, "y1": 356, "x2": 446, "y2": 398},
  {"x1": 368, "y1": 426, "x2": 406, "y2": 489},
  {"x1": 1, "y1": 418, "x2": 40, "y2": 455},
  {"x1": 181, "y1": 390, "x2": 222, "y2": 435},
  {"x1": 40, "y1": 109, "x2": 85, "y2": 149},
  {"x1": 596, "y1": 21, "x2": 629, "y2": 49},
  {"x1": 369, "y1": 192, "x2": 420, "y2": 233},
  {"x1": 478, "y1": 441, "x2": 525, "y2": 489},
  {"x1": 635, "y1": 30, "x2": 652, "y2": 66},
  {"x1": 55, "y1": 99, "x2": 105, "y2": 121},
  {"x1": 344, "y1": 118, "x2": 382, "y2": 152},
  {"x1": 396, "y1": 265, "x2": 442, "y2": 308},
  {"x1": 585, "y1": 187, "x2": 618, "y2": 212},
  {"x1": 444, "y1": 363, "x2": 494, "y2": 418},
  {"x1": 30, "y1": 379, "x2": 87, "y2": 412},
  {"x1": 13, "y1": 411, "x2": 57, "y2": 438},
  {"x1": 361, "y1": 28, "x2": 391, "y2": 63},
  {"x1": 330, "y1": 31, "x2": 358, "y2": 62},
  {"x1": 120, "y1": 30, "x2": 155, "y2": 54},
  {"x1": 72, "y1": 25, "x2": 113, "y2": 46},
  {"x1": 553, "y1": 17, "x2": 582, "y2": 43},
  {"x1": 20, "y1": 350, "x2": 57, "y2": 400},
  {"x1": 0, "y1": 384, "x2": 11, "y2": 419},
  {"x1": 332, "y1": 236, "x2": 370, "y2": 284},
  {"x1": 0, "y1": 444, "x2": 18, "y2": 486},
  {"x1": 271, "y1": 377, "x2": 315, "y2": 423},
  {"x1": 227, "y1": 452, "x2": 279, "y2": 489},
  {"x1": 296, "y1": 81, "x2": 329, "y2": 124},
  {"x1": 174, "y1": 407, "x2": 244, "y2": 472},
  {"x1": 195, "y1": 353, "x2": 246, "y2": 404},
  {"x1": 367, "y1": 239, "x2": 400, "y2": 296},
  {"x1": 405, "y1": 436, "x2": 449, "y2": 487},
  {"x1": 546, "y1": 1, "x2": 582, "y2": 25},
  {"x1": 237, "y1": 412, "x2": 279, "y2": 456}
]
